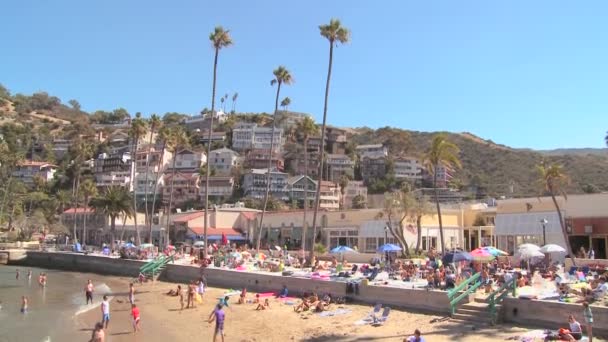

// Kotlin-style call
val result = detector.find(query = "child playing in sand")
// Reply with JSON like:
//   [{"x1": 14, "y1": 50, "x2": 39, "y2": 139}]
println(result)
[
  {"x1": 253, "y1": 293, "x2": 260, "y2": 304},
  {"x1": 208, "y1": 304, "x2": 225, "y2": 342},
  {"x1": 255, "y1": 298, "x2": 270, "y2": 311},
  {"x1": 131, "y1": 304, "x2": 140, "y2": 333},
  {"x1": 237, "y1": 288, "x2": 247, "y2": 304}
]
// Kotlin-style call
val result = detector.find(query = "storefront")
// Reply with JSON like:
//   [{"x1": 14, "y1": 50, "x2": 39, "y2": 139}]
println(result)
[{"x1": 495, "y1": 211, "x2": 565, "y2": 255}]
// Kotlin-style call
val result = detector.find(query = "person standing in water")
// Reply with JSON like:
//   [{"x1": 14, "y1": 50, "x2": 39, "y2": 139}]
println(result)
[
  {"x1": 101, "y1": 295, "x2": 110, "y2": 329},
  {"x1": 16, "y1": 269, "x2": 20, "y2": 280},
  {"x1": 85, "y1": 280, "x2": 94, "y2": 304},
  {"x1": 27, "y1": 270, "x2": 32, "y2": 282},
  {"x1": 128, "y1": 283, "x2": 135, "y2": 304},
  {"x1": 21, "y1": 296, "x2": 28, "y2": 314},
  {"x1": 208, "y1": 303, "x2": 225, "y2": 342}
]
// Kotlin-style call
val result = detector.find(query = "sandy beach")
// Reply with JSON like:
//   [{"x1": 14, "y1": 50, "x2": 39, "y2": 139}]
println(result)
[{"x1": 67, "y1": 276, "x2": 603, "y2": 342}]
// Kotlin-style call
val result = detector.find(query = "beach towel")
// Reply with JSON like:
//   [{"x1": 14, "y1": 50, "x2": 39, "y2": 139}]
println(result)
[
  {"x1": 318, "y1": 309, "x2": 351, "y2": 317},
  {"x1": 257, "y1": 292, "x2": 275, "y2": 298}
]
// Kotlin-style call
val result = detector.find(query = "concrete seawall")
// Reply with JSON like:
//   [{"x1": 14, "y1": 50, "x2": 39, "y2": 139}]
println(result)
[{"x1": 503, "y1": 297, "x2": 608, "y2": 336}]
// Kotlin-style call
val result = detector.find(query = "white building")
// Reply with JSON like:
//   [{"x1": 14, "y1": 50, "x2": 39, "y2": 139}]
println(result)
[
  {"x1": 242, "y1": 168, "x2": 289, "y2": 200},
  {"x1": 198, "y1": 176, "x2": 235, "y2": 199},
  {"x1": 133, "y1": 145, "x2": 173, "y2": 202},
  {"x1": 394, "y1": 157, "x2": 423, "y2": 181},
  {"x1": 167, "y1": 149, "x2": 206, "y2": 172},
  {"x1": 319, "y1": 181, "x2": 341, "y2": 210},
  {"x1": 326, "y1": 154, "x2": 355, "y2": 182},
  {"x1": 232, "y1": 122, "x2": 283, "y2": 152},
  {"x1": 355, "y1": 144, "x2": 388, "y2": 158},
  {"x1": 94, "y1": 152, "x2": 133, "y2": 189},
  {"x1": 343, "y1": 181, "x2": 368, "y2": 209},
  {"x1": 208, "y1": 148, "x2": 242, "y2": 175},
  {"x1": 12, "y1": 161, "x2": 57, "y2": 187}
]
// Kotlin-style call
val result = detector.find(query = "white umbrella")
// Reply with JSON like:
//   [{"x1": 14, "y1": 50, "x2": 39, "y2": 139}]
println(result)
[
  {"x1": 540, "y1": 244, "x2": 566, "y2": 254},
  {"x1": 193, "y1": 241, "x2": 205, "y2": 247},
  {"x1": 518, "y1": 243, "x2": 540, "y2": 251},
  {"x1": 517, "y1": 248, "x2": 545, "y2": 260}
]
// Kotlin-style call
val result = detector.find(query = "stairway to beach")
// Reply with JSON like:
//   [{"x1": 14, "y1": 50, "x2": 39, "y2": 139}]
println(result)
[{"x1": 451, "y1": 297, "x2": 500, "y2": 326}]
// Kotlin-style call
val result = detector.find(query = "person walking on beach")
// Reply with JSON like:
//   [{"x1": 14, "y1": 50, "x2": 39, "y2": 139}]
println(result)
[
  {"x1": 208, "y1": 303, "x2": 225, "y2": 342},
  {"x1": 90, "y1": 322, "x2": 105, "y2": 342},
  {"x1": 101, "y1": 295, "x2": 110, "y2": 329},
  {"x1": 131, "y1": 304, "x2": 141, "y2": 333},
  {"x1": 21, "y1": 296, "x2": 28, "y2": 314},
  {"x1": 128, "y1": 283, "x2": 135, "y2": 304},
  {"x1": 186, "y1": 282, "x2": 195, "y2": 309},
  {"x1": 177, "y1": 285, "x2": 184, "y2": 311},
  {"x1": 85, "y1": 280, "x2": 94, "y2": 304},
  {"x1": 583, "y1": 301, "x2": 593, "y2": 342}
]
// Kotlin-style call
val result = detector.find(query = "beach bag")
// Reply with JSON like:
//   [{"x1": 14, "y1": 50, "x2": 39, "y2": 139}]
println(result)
[{"x1": 196, "y1": 293, "x2": 202, "y2": 303}]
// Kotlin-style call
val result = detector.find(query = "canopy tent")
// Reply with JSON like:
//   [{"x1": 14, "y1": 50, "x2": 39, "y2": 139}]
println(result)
[{"x1": 442, "y1": 251, "x2": 472, "y2": 264}]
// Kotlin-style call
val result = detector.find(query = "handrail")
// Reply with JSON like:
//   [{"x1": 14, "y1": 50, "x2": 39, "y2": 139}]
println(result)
[
  {"x1": 488, "y1": 277, "x2": 517, "y2": 324},
  {"x1": 447, "y1": 272, "x2": 481, "y2": 316}
]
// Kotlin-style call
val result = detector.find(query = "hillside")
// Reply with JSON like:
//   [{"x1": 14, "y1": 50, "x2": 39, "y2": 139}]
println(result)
[
  {"x1": 349, "y1": 128, "x2": 608, "y2": 197},
  {"x1": 2, "y1": 84, "x2": 607, "y2": 198}
]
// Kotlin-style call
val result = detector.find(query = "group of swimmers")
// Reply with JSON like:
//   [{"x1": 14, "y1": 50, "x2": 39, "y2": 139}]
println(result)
[{"x1": 12, "y1": 269, "x2": 47, "y2": 315}]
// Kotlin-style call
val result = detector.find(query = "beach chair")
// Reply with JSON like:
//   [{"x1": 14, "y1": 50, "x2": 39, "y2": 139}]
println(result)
[{"x1": 371, "y1": 307, "x2": 391, "y2": 326}]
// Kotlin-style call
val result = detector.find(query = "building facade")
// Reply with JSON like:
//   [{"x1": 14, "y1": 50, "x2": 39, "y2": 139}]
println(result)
[
  {"x1": 208, "y1": 147, "x2": 242, "y2": 175},
  {"x1": 232, "y1": 123, "x2": 284, "y2": 152},
  {"x1": 394, "y1": 157, "x2": 423, "y2": 181},
  {"x1": 198, "y1": 176, "x2": 235, "y2": 200},
  {"x1": 326, "y1": 154, "x2": 355, "y2": 182},
  {"x1": 343, "y1": 181, "x2": 368, "y2": 209},
  {"x1": 360, "y1": 155, "x2": 387, "y2": 182},
  {"x1": 242, "y1": 168, "x2": 289, "y2": 200},
  {"x1": 12, "y1": 161, "x2": 57, "y2": 187},
  {"x1": 94, "y1": 152, "x2": 133, "y2": 189},
  {"x1": 244, "y1": 149, "x2": 284, "y2": 171}
]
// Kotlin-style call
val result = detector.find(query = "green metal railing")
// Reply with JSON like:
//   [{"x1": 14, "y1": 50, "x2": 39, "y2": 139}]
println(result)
[
  {"x1": 140, "y1": 255, "x2": 173, "y2": 279},
  {"x1": 447, "y1": 272, "x2": 481, "y2": 316},
  {"x1": 488, "y1": 277, "x2": 516, "y2": 325}
]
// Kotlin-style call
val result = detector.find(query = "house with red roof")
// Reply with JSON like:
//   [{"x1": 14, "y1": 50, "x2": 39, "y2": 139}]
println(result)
[{"x1": 12, "y1": 160, "x2": 57, "y2": 187}]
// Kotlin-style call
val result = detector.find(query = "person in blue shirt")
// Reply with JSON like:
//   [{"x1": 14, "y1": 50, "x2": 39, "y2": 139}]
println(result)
[
  {"x1": 219, "y1": 296, "x2": 230, "y2": 307},
  {"x1": 277, "y1": 285, "x2": 288, "y2": 298}
]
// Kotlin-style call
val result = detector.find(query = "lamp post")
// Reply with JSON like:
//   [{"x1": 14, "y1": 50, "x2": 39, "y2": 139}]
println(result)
[
  {"x1": 384, "y1": 225, "x2": 389, "y2": 262},
  {"x1": 540, "y1": 219, "x2": 548, "y2": 245}
]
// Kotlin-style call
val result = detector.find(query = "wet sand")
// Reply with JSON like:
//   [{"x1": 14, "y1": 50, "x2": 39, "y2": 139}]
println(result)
[{"x1": 68, "y1": 277, "x2": 597, "y2": 342}]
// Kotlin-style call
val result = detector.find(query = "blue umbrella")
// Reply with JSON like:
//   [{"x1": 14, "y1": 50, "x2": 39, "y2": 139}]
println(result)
[
  {"x1": 442, "y1": 251, "x2": 473, "y2": 264},
  {"x1": 377, "y1": 244, "x2": 402, "y2": 253},
  {"x1": 330, "y1": 246, "x2": 356, "y2": 254}
]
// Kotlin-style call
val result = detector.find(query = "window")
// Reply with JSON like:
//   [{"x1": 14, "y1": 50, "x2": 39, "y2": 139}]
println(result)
[{"x1": 365, "y1": 238, "x2": 377, "y2": 252}]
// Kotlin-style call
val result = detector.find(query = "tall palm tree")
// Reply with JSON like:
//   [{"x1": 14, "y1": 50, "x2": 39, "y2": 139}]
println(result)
[
  {"x1": 164, "y1": 126, "x2": 189, "y2": 246},
  {"x1": 129, "y1": 113, "x2": 148, "y2": 245},
  {"x1": 296, "y1": 116, "x2": 318, "y2": 256},
  {"x1": 78, "y1": 179, "x2": 98, "y2": 245},
  {"x1": 256, "y1": 66, "x2": 293, "y2": 252},
  {"x1": 537, "y1": 161, "x2": 575, "y2": 265},
  {"x1": 203, "y1": 26, "x2": 233, "y2": 258},
  {"x1": 144, "y1": 114, "x2": 161, "y2": 242},
  {"x1": 411, "y1": 194, "x2": 433, "y2": 253},
  {"x1": 310, "y1": 19, "x2": 350, "y2": 262},
  {"x1": 69, "y1": 140, "x2": 93, "y2": 242},
  {"x1": 231, "y1": 92, "x2": 238, "y2": 113},
  {"x1": 422, "y1": 134, "x2": 461, "y2": 252},
  {"x1": 149, "y1": 125, "x2": 170, "y2": 243},
  {"x1": 90, "y1": 186, "x2": 133, "y2": 251},
  {"x1": 280, "y1": 97, "x2": 291, "y2": 111}
]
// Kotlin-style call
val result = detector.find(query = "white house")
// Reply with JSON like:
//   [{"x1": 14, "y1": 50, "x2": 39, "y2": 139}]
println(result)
[
  {"x1": 12, "y1": 161, "x2": 57, "y2": 186},
  {"x1": 208, "y1": 148, "x2": 242, "y2": 175}
]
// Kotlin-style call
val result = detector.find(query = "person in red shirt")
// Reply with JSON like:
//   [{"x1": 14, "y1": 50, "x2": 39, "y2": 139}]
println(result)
[{"x1": 131, "y1": 304, "x2": 141, "y2": 333}]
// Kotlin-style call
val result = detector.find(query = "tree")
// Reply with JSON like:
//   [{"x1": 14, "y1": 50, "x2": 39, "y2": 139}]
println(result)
[
  {"x1": 68, "y1": 140, "x2": 94, "y2": 242},
  {"x1": 256, "y1": 66, "x2": 293, "y2": 252},
  {"x1": 351, "y1": 194, "x2": 366, "y2": 209},
  {"x1": 145, "y1": 114, "x2": 162, "y2": 242},
  {"x1": 68, "y1": 99, "x2": 81, "y2": 111},
  {"x1": 280, "y1": 97, "x2": 291, "y2": 111},
  {"x1": 537, "y1": 161, "x2": 575, "y2": 264},
  {"x1": 310, "y1": 19, "x2": 350, "y2": 263},
  {"x1": 411, "y1": 194, "x2": 433, "y2": 253},
  {"x1": 295, "y1": 116, "x2": 319, "y2": 255},
  {"x1": 78, "y1": 179, "x2": 98, "y2": 244},
  {"x1": 231, "y1": 92, "x2": 238, "y2": 113},
  {"x1": 339, "y1": 175, "x2": 349, "y2": 209},
  {"x1": 90, "y1": 186, "x2": 133, "y2": 251},
  {"x1": 203, "y1": 26, "x2": 233, "y2": 258},
  {"x1": 129, "y1": 112, "x2": 148, "y2": 245},
  {"x1": 423, "y1": 134, "x2": 461, "y2": 252},
  {"x1": 379, "y1": 189, "x2": 415, "y2": 257},
  {"x1": 164, "y1": 126, "x2": 189, "y2": 245}
]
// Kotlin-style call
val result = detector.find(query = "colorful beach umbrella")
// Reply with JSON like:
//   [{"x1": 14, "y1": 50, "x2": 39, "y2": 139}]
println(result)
[
  {"x1": 377, "y1": 244, "x2": 402, "y2": 253},
  {"x1": 442, "y1": 251, "x2": 472, "y2": 264},
  {"x1": 470, "y1": 248, "x2": 496, "y2": 261},
  {"x1": 516, "y1": 247, "x2": 545, "y2": 260},
  {"x1": 481, "y1": 246, "x2": 509, "y2": 256}
]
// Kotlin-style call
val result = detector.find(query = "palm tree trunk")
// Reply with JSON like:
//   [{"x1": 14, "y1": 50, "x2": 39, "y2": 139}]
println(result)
[
  {"x1": 415, "y1": 215, "x2": 422, "y2": 253},
  {"x1": 120, "y1": 214, "x2": 128, "y2": 242},
  {"x1": 149, "y1": 141, "x2": 166, "y2": 243},
  {"x1": 256, "y1": 81, "x2": 282, "y2": 252},
  {"x1": 433, "y1": 168, "x2": 446, "y2": 252},
  {"x1": 165, "y1": 150, "x2": 178, "y2": 247},
  {"x1": 132, "y1": 138, "x2": 140, "y2": 245},
  {"x1": 550, "y1": 194, "x2": 576, "y2": 266},
  {"x1": 310, "y1": 40, "x2": 334, "y2": 263},
  {"x1": 0, "y1": 174, "x2": 13, "y2": 223},
  {"x1": 83, "y1": 196, "x2": 88, "y2": 245},
  {"x1": 143, "y1": 127, "x2": 155, "y2": 242},
  {"x1": 301, "y1": 137, "x2": 308, "y2": 261},
  {"x1": 110, "y1": 217, "x2": 116, "y2": 252},
  {"x1": 72, "y1": 175, "x2": 80, "y2": 242},
  {"x1": 203, "y1": 47, "x2": 220, "y2": 258}
]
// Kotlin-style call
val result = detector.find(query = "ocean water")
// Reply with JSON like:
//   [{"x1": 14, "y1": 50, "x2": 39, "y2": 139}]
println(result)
[{"x1": 0, "y1": 266, "x2": 118, "y2": 342}]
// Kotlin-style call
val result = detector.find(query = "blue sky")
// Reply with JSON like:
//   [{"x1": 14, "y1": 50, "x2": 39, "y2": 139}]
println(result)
[{"x1": 1, "y1": 1, "x2": 607, "y2": 149}]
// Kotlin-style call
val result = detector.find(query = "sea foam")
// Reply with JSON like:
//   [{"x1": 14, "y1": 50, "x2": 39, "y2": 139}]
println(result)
[{"x1": 74, "y1": 283, "x2": 112, "y2": 316}]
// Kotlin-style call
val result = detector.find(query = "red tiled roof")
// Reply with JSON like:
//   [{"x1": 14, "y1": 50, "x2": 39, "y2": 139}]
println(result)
[
  {"x1": 173, "y1": 211, "x2": 206, "y2": 223},
  {"x1": 188, "y1": 227, "x2": 243, "y2": 236},
  {"x1": 240, "y1": 212, "x2": 257, "y2": 221},
  {"x1": 63, "y1": 207, "x2": 95, "y2": 214}
]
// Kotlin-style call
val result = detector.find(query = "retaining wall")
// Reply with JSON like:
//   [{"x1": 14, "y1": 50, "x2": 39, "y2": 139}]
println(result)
[
  {"x1": 14, "y1": 251, "x2": 143, "y2": 277},
  {"x1": 503, "y1": 297, "x2": 608, "y2": 336}
]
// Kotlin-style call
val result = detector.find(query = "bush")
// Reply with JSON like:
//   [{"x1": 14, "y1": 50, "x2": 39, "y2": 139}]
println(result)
[{"x1": 313, "y1": 243, "x2": 327, "y2": 255}]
